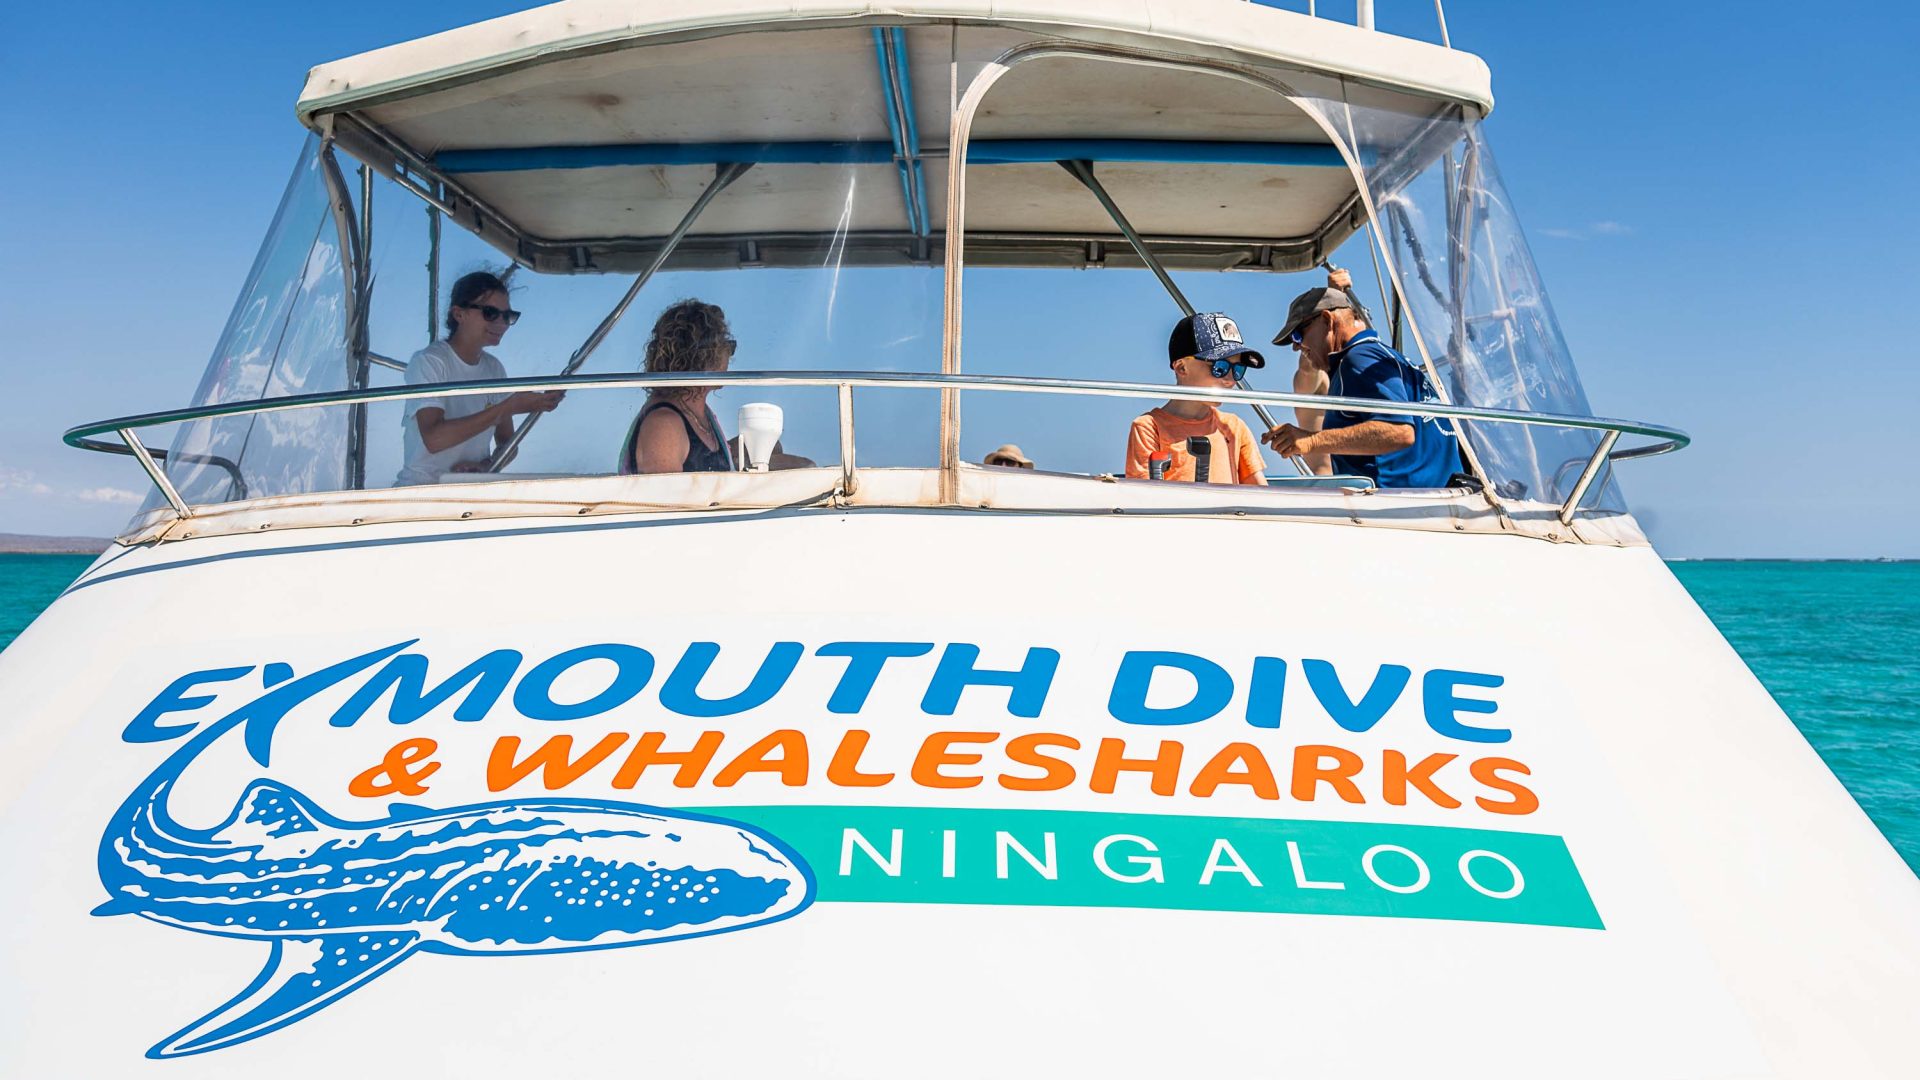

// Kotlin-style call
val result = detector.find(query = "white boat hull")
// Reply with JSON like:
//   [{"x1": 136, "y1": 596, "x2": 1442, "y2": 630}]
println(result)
[{"x1": 2, "y1": 509, "x2": 1915, "y2": 1077}]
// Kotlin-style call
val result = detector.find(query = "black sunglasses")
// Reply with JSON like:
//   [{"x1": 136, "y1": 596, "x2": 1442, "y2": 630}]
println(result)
[
  {"x1": 1205, "y1": 358, "x2": 1251, "y2": 381},
  {"x1": 460, "y1": 303, "x2": 521, "y2": 326}
]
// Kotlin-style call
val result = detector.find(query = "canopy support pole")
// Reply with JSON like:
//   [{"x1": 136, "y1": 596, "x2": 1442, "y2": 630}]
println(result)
[
  {"x1": 319, "y1": 144, "x2": 368, "y2": 495},
  {"x1": 1059, "y1": 159, "x2": 1310, "y2": 475},
  {"x1": 346, "y1": 163, "x2": 374, "y2": 491},
  {"x1": 487, "y1": 161, "x2": 751, "y2": 471},
  {"x1": 873, "y1": 28, "x2": 932, "y2": 262},
  {"x1": 1059, "y1": 159, "x2": 1192, "y2": 316},
  {"x1": 427, "y1": 182, "x2": 442, "y2": 345}
]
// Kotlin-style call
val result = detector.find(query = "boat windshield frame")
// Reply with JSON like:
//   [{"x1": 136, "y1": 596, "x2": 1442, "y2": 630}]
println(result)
[{"x1": 67, "y1": 17, "x2": 1681, "y2": 540}]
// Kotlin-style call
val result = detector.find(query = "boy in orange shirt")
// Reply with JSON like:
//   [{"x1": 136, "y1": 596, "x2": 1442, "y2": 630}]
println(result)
[{"x1": 1126, "y1": 312, "x2": 1271, "y2": 485}]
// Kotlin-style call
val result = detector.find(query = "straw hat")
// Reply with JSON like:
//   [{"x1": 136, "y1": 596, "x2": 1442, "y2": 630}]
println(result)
[{"x1": 983, "y1": 444, "x2": 1035, "y2": 468}]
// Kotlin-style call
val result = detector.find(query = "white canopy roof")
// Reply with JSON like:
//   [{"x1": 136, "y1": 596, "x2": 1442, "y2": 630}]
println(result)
[
  {"x1": 299, "y1": 0, "x2": 1490, "y2": 121},
  {"x1": 296, "y1": 1, "x2": 1492, "y2": 274}
]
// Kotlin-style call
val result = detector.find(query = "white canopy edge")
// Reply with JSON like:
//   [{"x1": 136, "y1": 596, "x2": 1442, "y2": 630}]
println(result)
[{"x1": 296, "y1": 0, "x2": 1493, "y2": 125}]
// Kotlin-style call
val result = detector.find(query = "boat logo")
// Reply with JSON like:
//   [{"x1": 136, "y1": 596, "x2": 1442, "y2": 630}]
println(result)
[{"x1": 93, "y1": 642, "x2": 815, "y2": 1059}]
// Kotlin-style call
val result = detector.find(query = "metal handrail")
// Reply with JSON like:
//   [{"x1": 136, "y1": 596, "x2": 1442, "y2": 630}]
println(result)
[
  {"x1": 64, "y1": 439, "x2": 250, "y2": 501},
  {"x1": 64, "y1": 370, "x2": 1688, "y2": 525}
]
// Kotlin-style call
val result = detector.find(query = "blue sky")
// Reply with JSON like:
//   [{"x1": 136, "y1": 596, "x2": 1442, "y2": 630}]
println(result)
[{"x1": 2, "y1": 1, "x2": 1916, "y2": 556}]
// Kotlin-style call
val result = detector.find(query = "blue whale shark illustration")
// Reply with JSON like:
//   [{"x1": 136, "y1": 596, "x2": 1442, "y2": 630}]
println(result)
[{"x1": 95, "y1": 641, "x2": 815, "y2": 1059}]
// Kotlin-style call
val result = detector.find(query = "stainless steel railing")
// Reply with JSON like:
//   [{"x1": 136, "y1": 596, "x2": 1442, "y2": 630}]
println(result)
[{"x1": 64, "y1": 369, "x2": 1687, "y2": 527}]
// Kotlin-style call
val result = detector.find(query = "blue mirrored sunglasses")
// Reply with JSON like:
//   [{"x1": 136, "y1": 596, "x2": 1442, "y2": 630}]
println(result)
[{"x1": 1207, "y1": 358, "x2": 1251, "y2": 381}]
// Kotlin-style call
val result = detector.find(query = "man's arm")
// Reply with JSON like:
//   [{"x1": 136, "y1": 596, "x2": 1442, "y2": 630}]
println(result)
[
  {"x1": 416, "y1": 391, "x2": 562, "y2": 455},
  {"x1": 1287, "y1": 266, "x2": 1358, "y2": 475},
  {"x1": 1265, "y1": 420, "x2": 1413, "y2": 459},
  {"x1": 415, "y1": 402, "x2": 508, "y2": 454},
  {"x1": 1290, "y1": 360, "x2": 1331, "y2": 475}
]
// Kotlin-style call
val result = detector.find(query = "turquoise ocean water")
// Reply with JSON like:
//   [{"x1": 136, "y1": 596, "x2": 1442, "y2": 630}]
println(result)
[{"x1": 1, "y1": 553, "x2": 1914, "y2": 871}]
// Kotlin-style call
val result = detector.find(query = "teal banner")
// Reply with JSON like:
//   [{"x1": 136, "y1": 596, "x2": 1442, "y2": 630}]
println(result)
[{"x1": 712, "y1": 805, "x2": 1603, "y2": 930}]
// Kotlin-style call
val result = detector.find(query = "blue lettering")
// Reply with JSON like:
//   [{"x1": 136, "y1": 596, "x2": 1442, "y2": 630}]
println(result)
[
  {"x1": 660, "y1": 642, "x2": 804, "y2": 718},
  {"x1": 921, "y1": 644, "x2": 1059, "y2": 718},
  {"x1": 1107, "y1": 651, "x2": 1232, "y2": 726},
  {"x1": 513, "y1": 644, "x2": 654, "y2": 721},
  {"x1": 328, "y1": 650, "x2": 523, "y2": 727},
  {"x1": 817, "y1": 642, "x2": 935, "y2": 714},
  {"x1": 123, "y1": 666, "x2": 256, "y2": 743},
  {"x1": 240, "y1": 642, "x2": 418, "y2": 763},
  {"x1": 1422, "y1": 669, "x2": 1510, "y2": 743},
  {"x1": 1303, "y1": 660, "x2": 1411, "y2": 733},
  {"x1": 1244, "y1": 656, "x2": 1288, "y2": 729}
]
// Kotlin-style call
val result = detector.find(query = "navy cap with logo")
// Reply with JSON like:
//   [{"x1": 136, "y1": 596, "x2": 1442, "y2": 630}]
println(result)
[{"x1": 1168, "y1": 312, "x2": 1265, "y2": 368}]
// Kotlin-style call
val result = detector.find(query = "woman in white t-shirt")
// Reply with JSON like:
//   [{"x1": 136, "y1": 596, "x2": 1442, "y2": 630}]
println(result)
[{"x1": 395, "y1": 271, "x2": 565, "y2": 486}]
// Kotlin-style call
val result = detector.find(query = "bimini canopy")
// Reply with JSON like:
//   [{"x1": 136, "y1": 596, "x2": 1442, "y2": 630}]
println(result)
[{"x1": 298, "y1": 0, "x2": 1491, "y2": 274}]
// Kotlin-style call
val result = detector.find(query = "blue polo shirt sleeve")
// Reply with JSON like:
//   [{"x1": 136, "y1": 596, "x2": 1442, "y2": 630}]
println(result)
[{"x1": 1339, "y1": 340, "x2": 1419, "y2": 428}]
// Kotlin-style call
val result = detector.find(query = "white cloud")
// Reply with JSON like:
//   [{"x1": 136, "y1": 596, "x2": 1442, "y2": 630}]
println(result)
[
  {"x1": 0, "y1": 469, "x2": 141, "y2": 505},
  {"x1": 0, "y1": 468, "x2": 54, "y2": 497},
  {"x1": 73, "y1": 487, "x2": 143, "y2": 505}
]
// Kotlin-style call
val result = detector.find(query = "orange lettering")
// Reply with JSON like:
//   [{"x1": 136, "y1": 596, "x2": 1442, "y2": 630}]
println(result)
[
  {"x1": 611, "y1": 730, "x2": 724, "y2": 789},
  {"x1": 349, "y1": 737, "x2": 441, "y2": 798},
  {"x1": 1189, "y1": 742, "x2": 1279, "y2": 799},
  {"x1": 1471, "y1": 757, "x2": 1539, "y2": 815},
  {"x1": 1383, "y1": 750, "x2": 1461, "y2": 808},
  {"x1": 911, "y1": 731, "x2": 997, "y2": 789},
  {"x1": 1000, "y1": 733, "x2": 1080, "y2": 792},
  {"x1": 712, "y1": 729, "x2": 810, "y2": 787},
  {"x1": 487, "y1": 733, "x2": 629, "y2": 792},
  {"x1": 1290, "y1": 744, "x2": 1365, "y2": 804},
  {"x1": 1091, "y1": 738, "x2": 1183, "y2": 796},
  {"x1": 826, "y1": 729, "x2": 894, "y2": 787}
]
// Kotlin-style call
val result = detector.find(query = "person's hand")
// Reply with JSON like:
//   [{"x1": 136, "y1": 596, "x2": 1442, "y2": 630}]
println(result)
[
  {"x1": 501, "y1": 390, "x2": 565, "y2": 415},
  {"x1": 450, "y1": 459, "x2": 491, "y2": 473},
  {"x1": 1264, "y1": 424, "x2": 1317, "y2": 457},
  {"x1": 1327, "y1": 266, "x2": 1353, "y2": 292}
]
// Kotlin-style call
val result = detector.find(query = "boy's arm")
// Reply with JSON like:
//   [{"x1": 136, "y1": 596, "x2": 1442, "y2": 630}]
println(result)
[
  {"x1": 1125, "y1": 416, "x2": 1157, "y2": 478},
  {"x1": 1236, "y1": 420, "x2": 1270, "y2": 485}
]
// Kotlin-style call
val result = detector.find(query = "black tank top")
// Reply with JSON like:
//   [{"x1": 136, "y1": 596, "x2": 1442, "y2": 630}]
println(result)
[{"x1": 620, "y1": 398, "x2": 733, "y2": 474}]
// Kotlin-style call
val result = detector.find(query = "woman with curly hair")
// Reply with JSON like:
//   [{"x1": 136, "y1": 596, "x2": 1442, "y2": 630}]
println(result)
[{"x1": 621, "y1": 299, "x2": 738, "y2": 474}]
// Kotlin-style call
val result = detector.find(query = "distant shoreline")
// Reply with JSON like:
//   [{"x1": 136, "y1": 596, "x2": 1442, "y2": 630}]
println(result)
[
  {"x1": 0, "y1": 534, "x2": 108, "y2": 556},
  {"x1": 1667, "y1": 557, "x2": 1918, "y2": 564}
]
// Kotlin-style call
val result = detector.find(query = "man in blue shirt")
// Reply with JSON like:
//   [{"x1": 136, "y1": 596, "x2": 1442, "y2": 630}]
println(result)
[{"x1": 1262, "y1": 286, "x2": 1461, "y2": 488}]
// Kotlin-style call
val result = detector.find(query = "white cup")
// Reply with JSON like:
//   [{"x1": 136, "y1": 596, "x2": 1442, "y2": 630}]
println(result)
[{"x1": 736, "y1": 402, "x2": 783, "y2": 472}]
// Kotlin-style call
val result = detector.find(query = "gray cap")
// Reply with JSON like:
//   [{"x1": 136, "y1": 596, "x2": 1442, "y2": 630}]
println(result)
[{"x1": 1272, "y1": 287, "x2": 1356, "y2": 346}]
